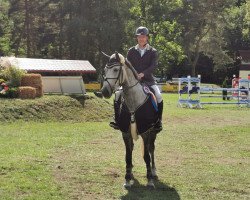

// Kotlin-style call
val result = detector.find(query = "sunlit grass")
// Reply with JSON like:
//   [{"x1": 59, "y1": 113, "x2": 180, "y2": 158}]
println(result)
[{"x1": 0, "y1": 93, "x2": 249, "y2": 199}]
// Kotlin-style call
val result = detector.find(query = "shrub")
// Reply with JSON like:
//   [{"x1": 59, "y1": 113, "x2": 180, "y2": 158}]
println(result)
[
  {"x1": 1, "y1": 66, "x2": 27, "y2": 87},
  {"x1": 5, "y1": 87, "x2": 19, "y2": 98},
  {"x1": 0, "y1": 78, "x2": 6, "y2": 84}
]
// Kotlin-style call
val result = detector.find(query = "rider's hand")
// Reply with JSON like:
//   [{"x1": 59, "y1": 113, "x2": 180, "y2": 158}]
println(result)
[{"x1": 138, "y1": 73, "x2": 144, "y2": 80}]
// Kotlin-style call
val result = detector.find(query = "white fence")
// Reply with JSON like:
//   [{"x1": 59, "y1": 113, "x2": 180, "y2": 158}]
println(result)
[{"x1": 42, "y1": 76, "x2": 85, "y2": 94}]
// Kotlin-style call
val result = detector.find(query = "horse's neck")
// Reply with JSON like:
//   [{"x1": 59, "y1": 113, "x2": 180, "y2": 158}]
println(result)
[{"x1": 122, "y1": 66, "x2": 147, "y2": 112}]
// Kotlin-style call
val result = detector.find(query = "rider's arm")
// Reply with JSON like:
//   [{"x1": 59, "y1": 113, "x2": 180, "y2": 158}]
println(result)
[{"x1": 142, "y1": 49, "x2": 158, "y2": 77}]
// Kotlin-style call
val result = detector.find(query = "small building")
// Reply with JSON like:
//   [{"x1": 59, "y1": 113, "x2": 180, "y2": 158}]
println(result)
[
  {"x1": 6, "y1": 57, "x2": 96, "y2": 94},
  {"x1": 239, "y1": 50, "x2": 250, "y2": 79}
]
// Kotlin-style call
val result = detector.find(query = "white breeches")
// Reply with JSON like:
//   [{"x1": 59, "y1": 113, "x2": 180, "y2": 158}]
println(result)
[{"x1": 150, "y1": 84, "x2": 163, "y2": 103}]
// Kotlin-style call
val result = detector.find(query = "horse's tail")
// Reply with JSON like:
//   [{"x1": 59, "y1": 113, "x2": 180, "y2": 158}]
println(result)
[
  {"x1": 130, "y1": 121, "x2": 139, "y2": 141},
  {"x1": 130, "y1": 121, "x2": 144, "y2": 157}
]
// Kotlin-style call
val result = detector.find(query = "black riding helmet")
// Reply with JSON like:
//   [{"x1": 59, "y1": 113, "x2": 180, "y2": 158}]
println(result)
[{"x1": 135, "y1": 26, "x2": 149, "y2": 36}]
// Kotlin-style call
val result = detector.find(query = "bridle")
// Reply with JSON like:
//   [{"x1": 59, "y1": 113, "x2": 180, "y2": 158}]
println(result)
[
  {"x1": 102, "y1": 60, "x2": 140, "y2": 94},
  {"x1": 102, "y1": 62, "x2": 124, "y2": 93}
]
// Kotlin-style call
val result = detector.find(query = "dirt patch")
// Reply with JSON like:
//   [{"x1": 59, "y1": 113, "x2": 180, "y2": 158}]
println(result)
[{"x1": 213, "y1": 157, "x2": 250, "y2": 166}]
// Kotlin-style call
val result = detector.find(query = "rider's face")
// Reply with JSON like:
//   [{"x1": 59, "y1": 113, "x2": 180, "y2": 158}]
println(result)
[{"x1": 137, "y1": 35, "x2": 148, "y2": 48}]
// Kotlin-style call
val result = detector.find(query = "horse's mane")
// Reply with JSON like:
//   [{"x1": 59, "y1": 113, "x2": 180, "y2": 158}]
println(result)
[
  {"x1": 124, "y1": 59, "x2": 139, "y2": 81},
  {"x1": 109, "y1": 52, "x2": 139, "y2": 81}
]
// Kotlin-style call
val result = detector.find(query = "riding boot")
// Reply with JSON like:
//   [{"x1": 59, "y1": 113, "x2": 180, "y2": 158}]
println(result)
[
  {"x1": 154, "y1": 101, "x2": 163, "y2": 132},
  {"x1": 109, "y1": 100, "x2": 120, "y2": 130}
]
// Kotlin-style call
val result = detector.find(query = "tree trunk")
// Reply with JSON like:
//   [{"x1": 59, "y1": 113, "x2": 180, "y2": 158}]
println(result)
[
  {"x1": 58, "y1": 3, "x2": 63, "y2": 59},
  {"x1": 25, "y1": 0, "x2": 31, "y2": 57}
]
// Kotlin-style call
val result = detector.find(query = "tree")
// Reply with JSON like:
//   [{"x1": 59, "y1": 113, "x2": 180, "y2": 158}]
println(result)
[
  {"x1": 217, "y1": 0, "x2": 250, "y2": 80},
  {"x1": 0, "y1": 0, "x2": 12, "y2": 56},
  {"x1": 175, "y1": 0, "x2": 235, "y2": 76},
  {"x1": 58, "y1": 0, "x2": 131, "y2": 72},
  {"x1": 128, "y1": 0, "x2": 185, "y2": 76},
  {"x1": 242, "y1": 0, "x2": 250, "y2": 41}
]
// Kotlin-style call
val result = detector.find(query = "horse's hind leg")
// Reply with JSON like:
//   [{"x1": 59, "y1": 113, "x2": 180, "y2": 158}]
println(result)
[
  {"x1": 149, "y1": 132, "x2": 158, "y2": 179},
  {"x1": 142, "y1": 133, "x2": 155, "y2": 188},
  {"x1": 122, "y1": 132, "x2": 134, "y2": 188}
]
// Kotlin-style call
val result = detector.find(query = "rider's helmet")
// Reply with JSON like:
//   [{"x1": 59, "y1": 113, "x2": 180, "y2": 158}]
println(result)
[{"x1": 135, "y1": 26, "x2": 149, "y2": 36}]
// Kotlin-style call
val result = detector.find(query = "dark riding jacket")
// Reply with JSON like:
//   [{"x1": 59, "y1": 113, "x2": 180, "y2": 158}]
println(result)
[{"x1": 127, "y1": 44, "x2": 158, "y2": 86}]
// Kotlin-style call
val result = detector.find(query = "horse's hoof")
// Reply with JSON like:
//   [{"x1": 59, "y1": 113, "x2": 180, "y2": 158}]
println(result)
[
  {"x1": 123, "y1": 179, "x2": 134, "y2": 189},
  {"x1": 147, "y1": 179, "x2": 155, "y2": 189}
]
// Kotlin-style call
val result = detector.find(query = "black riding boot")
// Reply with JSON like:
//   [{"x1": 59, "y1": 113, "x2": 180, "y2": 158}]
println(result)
[
  {"x1": 109, "y1": 100, "x2": 120, "y2": 130},
  {"x1": 154, "y1": 101, "x2": 163, "y2": 133}
]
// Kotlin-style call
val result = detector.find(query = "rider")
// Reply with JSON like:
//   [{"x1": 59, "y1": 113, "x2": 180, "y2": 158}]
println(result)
[{"x1": 110, "y1": 26, "x2": 163, "y2": 132}]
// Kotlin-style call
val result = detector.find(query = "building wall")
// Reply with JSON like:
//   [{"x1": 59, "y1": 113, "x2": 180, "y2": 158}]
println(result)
[
  {"x1": 42, "y1": 76, "x2": 85, "y2": 94},
  {"x1": 239, "y1": 70, "x2": 250, "y2": 79}
]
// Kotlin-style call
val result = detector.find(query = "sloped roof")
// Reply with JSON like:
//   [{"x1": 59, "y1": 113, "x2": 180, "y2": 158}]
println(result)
[{"x1": 8, "y1": 57, "x2": 96, "y2": 74}]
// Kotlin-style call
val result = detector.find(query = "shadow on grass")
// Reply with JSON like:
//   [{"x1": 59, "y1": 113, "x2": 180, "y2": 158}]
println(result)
[
  {"x1": 69, "y1": 94, "x2": 87, "y2": 106},
  {"x1": 120, "y1": 178, "x2": 180, "y2": 200}
]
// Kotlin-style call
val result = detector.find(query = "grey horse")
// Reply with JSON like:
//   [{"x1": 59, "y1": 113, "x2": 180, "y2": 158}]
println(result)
[{"x1": 99, "y1": 52, "x2": 160, "y2": 188}]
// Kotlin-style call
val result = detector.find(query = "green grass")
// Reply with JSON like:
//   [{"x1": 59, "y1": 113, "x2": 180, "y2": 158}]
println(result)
[
  {"x1": 0, "y1": 93, "x2": 249, "y2": 199},
  {"x1": 0, "y1": 94, "x2": 113, "y2": 122}
]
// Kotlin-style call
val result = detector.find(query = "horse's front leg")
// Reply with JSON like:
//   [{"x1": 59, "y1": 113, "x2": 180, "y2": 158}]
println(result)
[
  {"x1": 122, "y1": 132, "x2": 134, "y2": 188},
  {"x1": 142, "y1": 133, "x2": 155, "y2": 188},
  {"x1": 149, "y1": 132, "x2": 158, "y2": 179}
]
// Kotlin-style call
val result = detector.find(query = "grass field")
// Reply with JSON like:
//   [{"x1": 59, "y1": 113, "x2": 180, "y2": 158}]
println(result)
[{"x1": 0, "y1": 93, "x2": 249, "y2": 200}]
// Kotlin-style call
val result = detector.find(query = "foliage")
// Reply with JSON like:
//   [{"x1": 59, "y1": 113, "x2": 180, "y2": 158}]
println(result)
[
  {"x1": 175, "y1": 0, "x2": 236, "y2": 76},
  {"x1": 128, "y1": 0, "x2": 185, "y2": 75},
  {"x1": 3, "y1": 86, "x2": 18, "y2": 98},
  {"x1": 242, "y1": 0, "x2": 250, "y2": 40},
  {"x1": 0, "y1": 0, "x2": 12, "y2": 55},
  {"x1": 6, "y1": 0, "x2": 131, "y2": 74},
  {"x1": 0, "y1": 0, "x2": 249, "y2": 83},
  {"x1": 0, "y1": 65, "x2": 26, "y2": 87}
]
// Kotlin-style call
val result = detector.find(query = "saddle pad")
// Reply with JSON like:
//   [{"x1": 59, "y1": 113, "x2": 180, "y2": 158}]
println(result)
[{"x1": 118, "y1": 96, "x2": 158, "y2": 134}]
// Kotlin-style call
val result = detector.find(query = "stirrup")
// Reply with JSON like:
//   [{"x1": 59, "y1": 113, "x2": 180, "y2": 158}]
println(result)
[{"x1": 109, "y1": 122, "x2": 119, "y2": 130}]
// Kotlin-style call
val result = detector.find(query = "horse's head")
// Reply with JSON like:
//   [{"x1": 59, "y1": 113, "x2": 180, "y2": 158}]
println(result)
[{"x1": 100, "y1": 52, "x2": 126, "y2": 98}]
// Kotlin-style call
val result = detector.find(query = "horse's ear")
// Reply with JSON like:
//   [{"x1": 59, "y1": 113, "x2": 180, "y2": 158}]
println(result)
[
  {"x1": 101, "y1": 51, "x2": 110, "y2": 59},
  {"x1": 115, "y1": 51, "x2": 120, "y2": 62}
]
